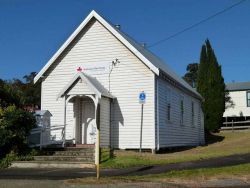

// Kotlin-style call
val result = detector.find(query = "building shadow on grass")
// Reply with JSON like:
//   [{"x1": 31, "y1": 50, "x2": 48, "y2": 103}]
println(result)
[
  {"x1": 157, "y1": 132, "x2": 225, "y2": 154},
  {"x1": 205, "y1": 132, "x2": 225, "y2": 145},
  {"x1": 157, "y1": 146, "x2": 197, "y2": 154}
]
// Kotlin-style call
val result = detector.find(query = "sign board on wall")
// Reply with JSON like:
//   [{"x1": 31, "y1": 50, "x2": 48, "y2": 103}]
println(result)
[
  {"x1": 139, "y1": 91, "x2": 146, "y2": 104},
  {"x1": 76, "y1": 62, "x2": 110, "y2": 75}
]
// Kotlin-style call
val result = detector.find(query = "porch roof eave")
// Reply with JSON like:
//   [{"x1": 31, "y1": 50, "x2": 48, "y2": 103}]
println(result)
[{"x1": 57, "y1": 72, "x2": 115, "y2": 100}]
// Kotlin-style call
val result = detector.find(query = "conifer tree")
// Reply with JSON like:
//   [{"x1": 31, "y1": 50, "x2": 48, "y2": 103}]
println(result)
[{"x1": 197, "y1": 39, "x2": 225, "y2": 132}]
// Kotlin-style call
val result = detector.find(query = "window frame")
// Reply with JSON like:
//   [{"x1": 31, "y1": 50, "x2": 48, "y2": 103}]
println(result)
[
  {"x1": 167, "y1": 103, "x2": 171, "y2": 121},
  {"x1": 191, "y1": 101, "x2": 195, "y2": 127},
  {"x1": 166, "y1": 88, "x2": 172, "y2": 123},
  {"x1": 180, "y1": 96, "x2": 184, "y2": 125},
  {"x1": 247, "y1": 91, "x2": 250, "y2": 107}
]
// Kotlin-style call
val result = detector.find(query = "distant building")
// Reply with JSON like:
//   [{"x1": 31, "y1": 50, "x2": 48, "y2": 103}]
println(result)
[{"x1": 224, "y1": 82, "x2": 250, "y2": 119}]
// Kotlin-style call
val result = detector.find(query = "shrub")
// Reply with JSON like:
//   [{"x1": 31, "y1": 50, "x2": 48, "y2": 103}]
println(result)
[
  {"x1": 0, "y1": 151, "x2": 18, "y2": 168},
  {"x1": 0, "y1": 106, "x2": 36, "y2": 158}
]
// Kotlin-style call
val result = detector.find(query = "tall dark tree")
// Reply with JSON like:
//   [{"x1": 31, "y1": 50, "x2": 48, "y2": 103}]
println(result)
[
  {"x1": 197, "y1": 39, "x2": 225, "y2": 132},
  {"x1": 183, "y1": 63, "x2": 199, "y2": 88}
]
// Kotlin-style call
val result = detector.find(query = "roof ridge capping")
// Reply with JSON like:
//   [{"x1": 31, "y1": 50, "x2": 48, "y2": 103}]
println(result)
[{"x1": 34, "y1": 10, "x2": 201, "y2": 99}]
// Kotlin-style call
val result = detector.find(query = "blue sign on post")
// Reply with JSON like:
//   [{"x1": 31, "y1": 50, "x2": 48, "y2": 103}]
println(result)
[
  {"x1": 139, "y1": 91, "x2": 146, "y2": 152},
  {"x1": 139, "y1": 91, "x2": 146, "y2": 104}
]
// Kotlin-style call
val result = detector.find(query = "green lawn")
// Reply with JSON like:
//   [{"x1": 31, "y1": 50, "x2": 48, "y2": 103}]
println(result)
[
  {"x1": 140, "y1": 163, "x2": 250, "y2": 180},
  {"x1": 101, "y1": 131, "x2": 250, "y2": 168}
]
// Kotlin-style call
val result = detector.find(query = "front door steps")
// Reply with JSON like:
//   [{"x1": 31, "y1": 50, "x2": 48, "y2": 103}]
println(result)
[{"x1": 11, "y1": 145, "x2": 96, "y2": 169}]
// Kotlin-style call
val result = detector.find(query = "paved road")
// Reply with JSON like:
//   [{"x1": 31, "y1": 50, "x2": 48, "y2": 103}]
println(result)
[
  {"x1": 0, "y1": 180, "x2": 182, "y2": 188},
  {"x1": 0, "y1": 153, "x2": 250, "y2": 180}
]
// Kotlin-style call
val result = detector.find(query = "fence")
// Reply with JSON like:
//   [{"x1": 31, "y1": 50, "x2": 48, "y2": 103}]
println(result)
[
  {"x1": 28, "y1": 124, "x2": 66, "y2": 149},
  {"x1": 221, "y1": 120, "x2": 250, "y2": 131}
]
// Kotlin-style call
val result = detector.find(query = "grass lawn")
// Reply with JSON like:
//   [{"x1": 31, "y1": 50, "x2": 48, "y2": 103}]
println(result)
[
  {"x1": 67, "y1": 163, "x2": 250, "y2": 185},
  {"x1": 101, "y1": 130, "x2": 250, "y2": 168}
]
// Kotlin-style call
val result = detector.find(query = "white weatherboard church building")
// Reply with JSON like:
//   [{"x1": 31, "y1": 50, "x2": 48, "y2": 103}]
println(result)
[{"x1": 34, "y1": 10, "x2": 205, "y2": 155}]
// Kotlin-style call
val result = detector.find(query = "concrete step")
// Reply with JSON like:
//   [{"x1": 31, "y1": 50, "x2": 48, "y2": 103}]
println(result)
[
  {"x1": 11, "y1": 161, "x2": 95, "y2": 169},
  {"x1": 74, "y1": 144, "x2": 95, "y2": 148},
  {"x1": 34, "y1": 156, "x2": 95, "y2": 162},
  {"x1": 65, "y1": 144, "x2": 95, "y2": 149},
  {"x1": 64, "y1": 147, "x2": 95, "y2": 152},
  {"x1": 53, "y1": 150, "x2": 94, "y2": 157}
]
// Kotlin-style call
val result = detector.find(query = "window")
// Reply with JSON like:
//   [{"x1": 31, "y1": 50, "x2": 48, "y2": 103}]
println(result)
[
  {"x1": 166, "y1": 88, "x2": 171, "y2": 122},
  {"x1": 247, "y1": 91, "x2": 250, "y2": 107},
  {"x1": 180, "y1": 97, "x2": 184, "y2": 125},
  {"x1": 167, "y1": 103, "x2": 171, "y2": 121},
  {"x1": 191, "y1": 102, "x2": 195, "y2": 126}
]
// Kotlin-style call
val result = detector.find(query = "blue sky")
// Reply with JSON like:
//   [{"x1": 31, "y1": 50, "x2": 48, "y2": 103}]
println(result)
[{"x1": 0, "y1": 0, "x2": 249, "y2": 83}]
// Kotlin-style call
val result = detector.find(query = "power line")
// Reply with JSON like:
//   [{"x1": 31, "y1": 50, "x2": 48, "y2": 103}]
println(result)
[{"x1": 148, "y1": 0, "x2": 248, "y2": 48}]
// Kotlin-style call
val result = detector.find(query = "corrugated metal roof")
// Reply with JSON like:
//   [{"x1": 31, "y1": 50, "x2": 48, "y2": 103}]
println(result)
[{"x1": 226, "y1": 82, "x2": 250, "y2": 91}]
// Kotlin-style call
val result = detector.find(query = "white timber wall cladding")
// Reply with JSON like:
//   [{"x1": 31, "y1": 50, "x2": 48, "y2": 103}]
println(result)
[
  {"x1": 41, "y1": 18, "x2": 155, "y2": 149},
  {"x1": 158, "y1": 77, "x2": 203, "y2": 147},
  {"x1": 100, "y1": 97, "x2": 110, "y2": 147},
  {"x1": 224, "y1": 90, "x2": 250, "y2": 117}
]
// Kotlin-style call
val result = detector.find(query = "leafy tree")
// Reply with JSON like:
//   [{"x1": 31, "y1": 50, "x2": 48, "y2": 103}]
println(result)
[
  {"x1": 197, "y1": 39, "x2": 225, "y2": 132},
  {"x1": 0, "y1": 72, "x2": 41, "y2": 109},
  {"x1": 183, "y1": 63, "x2": 199, "y2": 88},
  {"x1": 0, "y1": 82, "x2": 24, "y2": 108},
  {"x1": 22, "y1": 72, "x2": 41, "y2": 107},
  {"x1": 0, "y1": 73, "x2": 39, "y2": 160},
  {"x1": 0, "y1": 106, "x2": 36, "y2": 158}
]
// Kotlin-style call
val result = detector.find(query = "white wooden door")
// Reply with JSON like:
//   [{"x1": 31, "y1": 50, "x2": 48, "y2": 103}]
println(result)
[{"x1": 82, "y1": 101, "x2": 96, "y2": 144}]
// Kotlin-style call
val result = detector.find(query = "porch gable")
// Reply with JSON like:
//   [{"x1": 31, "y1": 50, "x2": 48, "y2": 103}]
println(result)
[{"x1": 57, "y1": 72, "x2": 114, "y2": 99}]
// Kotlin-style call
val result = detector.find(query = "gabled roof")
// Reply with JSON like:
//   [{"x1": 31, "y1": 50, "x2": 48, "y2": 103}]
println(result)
[
  {"x1": 34, "y1": 10, "x2": 201, "y2": 99},
  {"x1": 34, "y1": 10, "x2": 158, "y2": 83},
  {"x1": 57, "y1": 72, "x2": 114, "y2": 99},
  {"x1": 226, "y1": 82, "x2": 250, "y2": 91}
]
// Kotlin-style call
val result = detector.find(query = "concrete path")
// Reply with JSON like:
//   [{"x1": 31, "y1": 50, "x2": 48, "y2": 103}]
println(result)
[{"x1": 0, "y1": 153, "x2": 250, "y2": 180}]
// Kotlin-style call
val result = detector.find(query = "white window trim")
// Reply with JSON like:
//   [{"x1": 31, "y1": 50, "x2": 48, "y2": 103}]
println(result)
[
  {"x1": 166, "y1": 88, "x2": 172, "y2": 124},
  {"x1": 180, "y1": 95, "x2": 184, "y2": 126},
  {"x1": 191, "y1": 101, "x2": 195, "y2": 127}
]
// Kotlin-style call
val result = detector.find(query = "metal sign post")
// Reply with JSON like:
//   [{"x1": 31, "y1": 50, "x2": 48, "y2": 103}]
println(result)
[
  {"x1": 96, "y1": 103, "x2": 101, "y2": 179},
  {"x1": 139, "y1": 91, "x2": 146, "y2": 153}
]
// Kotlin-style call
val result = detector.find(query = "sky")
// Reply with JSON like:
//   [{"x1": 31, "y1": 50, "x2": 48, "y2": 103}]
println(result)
[{"x1": 0, "y1": 0, "x2": 249, "y2": 83}]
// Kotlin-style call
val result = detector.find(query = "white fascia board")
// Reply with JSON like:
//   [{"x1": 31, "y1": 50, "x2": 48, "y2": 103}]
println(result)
[
  {"x1": 57, "y1": 73, "x2": 79, "y2": 99},
  {"x1": 92, "y1": 11, "x2": 159, "y2": 75},
  {"x1": 57, "y1": 72, "x2": 101, "y2": 99},
  {"x1": 34, "y1": 10, "x2": 159, "y2": 83},
  {"x1": 34, "y1": 11, "x2": 96, "y2": 83},
  {"x1": 79, "y1": 74, "x2": 102, "y2": 99}
]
